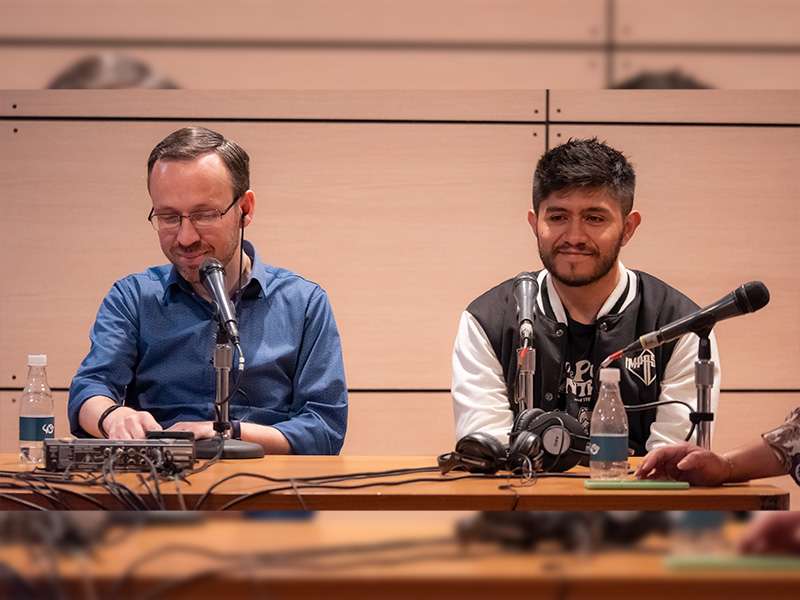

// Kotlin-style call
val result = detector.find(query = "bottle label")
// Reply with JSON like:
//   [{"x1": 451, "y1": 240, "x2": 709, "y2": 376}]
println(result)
[
  {"x1": 19, "y1": 416, "x2": 55, "y2": 442},
  {"x1": 589, "y1": 433, "x2": 628, "y2": 462}
]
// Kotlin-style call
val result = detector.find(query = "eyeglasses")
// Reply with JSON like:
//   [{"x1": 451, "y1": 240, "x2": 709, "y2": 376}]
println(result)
[{"x1": 148, "y1": 196, "x2": 239, "y2": 232}]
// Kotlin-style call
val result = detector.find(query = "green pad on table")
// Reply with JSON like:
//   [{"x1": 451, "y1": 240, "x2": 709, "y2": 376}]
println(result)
[
  {"x1": 665, "y1": 554, "x2": 800, "y2": 571},
  {"x1": 584, "y1": 479, "x2": 690, "y2": 490}
]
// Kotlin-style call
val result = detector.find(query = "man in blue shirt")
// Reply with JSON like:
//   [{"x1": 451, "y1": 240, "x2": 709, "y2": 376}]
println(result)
[{"x1": 68, "y1": 127, "x2": 348, "y2": 454}]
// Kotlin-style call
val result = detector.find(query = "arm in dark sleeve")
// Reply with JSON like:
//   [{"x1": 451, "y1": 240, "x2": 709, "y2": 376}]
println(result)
[
  {"x1": 271, "y1": 287, "x2": 348, "y2": 454},
  {"x1": 67, "y1": 279, "x2": 139, "y2": 436}
]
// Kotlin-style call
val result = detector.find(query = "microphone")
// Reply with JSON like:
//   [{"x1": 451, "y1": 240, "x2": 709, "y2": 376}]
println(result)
[
  {"x1": 513, "y1": 272, "x2": 538, "y2": 345},
  {"x1": 199, "y1": 258, "x2": 240, "y2": 344},
  {"x1": 621, "y1": 281, "x2": 769, "y2": 355}
]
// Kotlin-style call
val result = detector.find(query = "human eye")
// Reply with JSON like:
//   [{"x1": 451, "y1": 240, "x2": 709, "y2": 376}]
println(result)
[
  {"x1": 157, "y1": 214, "x2": 181, "y2": 226},
  {"x1": 191, "y1": 210, "x2": 220, "y2": 225},
  {"x1": 547, "y1": 213, "x2": 567, "y2": 223},
  {"x1": 585, "y1": 213, "x2": 606, "y2": 224}
]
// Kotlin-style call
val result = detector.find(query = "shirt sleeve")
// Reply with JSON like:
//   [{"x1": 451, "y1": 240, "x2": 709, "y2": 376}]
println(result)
[
  {"x1": 646, "y1": 330, "x2": 721, "y2": 450},
  {"x1": 451, "y1": 311, "x2": 514, "y2": 445},
  {"x1": 762, "y1": 407, "x2": 800, "y2": 479},
  {"x1": 67, "y1": 279, "x2": 140, "y2": 436},
  {"x1": 270, "y1": 287, "x2": 348, "y2": 455}
]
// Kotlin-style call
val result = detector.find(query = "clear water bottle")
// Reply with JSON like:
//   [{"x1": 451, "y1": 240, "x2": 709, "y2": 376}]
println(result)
[
  {"x1": 19, "y1": 354, "x2": 55, "y2": 465},
  {"x1": 589, "y1": 367, "x2": 629, "y2": 479}
]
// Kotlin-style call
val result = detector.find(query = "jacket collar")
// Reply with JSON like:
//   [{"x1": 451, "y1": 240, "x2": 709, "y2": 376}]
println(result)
[{"x1": 536, "y1": 262, "x2": 637, "y2": 324}]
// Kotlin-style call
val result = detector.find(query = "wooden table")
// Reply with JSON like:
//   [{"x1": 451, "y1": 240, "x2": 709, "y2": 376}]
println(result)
[
  {"x1": 0, "y1": 455, "x2": 791, "y2": 510},
  {"x1": 0, "y1": 513, "x2": 798, "y2": 599}
]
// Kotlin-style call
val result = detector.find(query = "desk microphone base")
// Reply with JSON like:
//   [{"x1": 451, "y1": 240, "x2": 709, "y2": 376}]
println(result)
[{"x1": 195, "y1": 437, "x2": 265, "y2": 459}]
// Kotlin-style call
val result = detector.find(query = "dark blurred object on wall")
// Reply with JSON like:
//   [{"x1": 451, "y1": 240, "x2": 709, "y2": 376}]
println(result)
[
  {"x1": 47, "y1": 53, "x2": 179, "y2": 89},
  {"x1": 613, "y1": 68, "x2": 711, "y2": 89}
]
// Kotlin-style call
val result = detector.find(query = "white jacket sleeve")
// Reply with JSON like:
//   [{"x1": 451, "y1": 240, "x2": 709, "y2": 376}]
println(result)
[
  {"x1": 646, "y1": 330, "x2": 721, "y2": 450},
  {"x1": 451, "y1": 311, "x2": 514, "y2": 445}
]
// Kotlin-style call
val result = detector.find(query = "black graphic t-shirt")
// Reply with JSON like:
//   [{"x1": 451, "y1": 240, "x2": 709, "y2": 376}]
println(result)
[{"x1": 559, "y1": 313, "x2": 596, "y2": 433}]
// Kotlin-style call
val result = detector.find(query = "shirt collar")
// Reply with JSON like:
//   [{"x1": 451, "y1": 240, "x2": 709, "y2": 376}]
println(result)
[{"x1": 162, "y1": 240, "x2": 269, "y2": 304}]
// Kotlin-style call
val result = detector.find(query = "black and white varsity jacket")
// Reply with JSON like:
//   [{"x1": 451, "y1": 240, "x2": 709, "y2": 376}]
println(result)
[{"x1": 451, "y1": 264, "x2": 721, "y2": 456}]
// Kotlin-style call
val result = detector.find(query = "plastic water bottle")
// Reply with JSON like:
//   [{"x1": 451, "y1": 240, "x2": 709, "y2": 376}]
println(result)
[
  {"x1": 589, "y1": 367, "x2": 629, "y2": 479},
  {"x1": 19, "y1": 354, "x2": 55, "y2": 465}
]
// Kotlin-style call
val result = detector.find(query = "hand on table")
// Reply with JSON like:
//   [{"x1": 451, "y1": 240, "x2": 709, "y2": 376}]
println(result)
[
  {"x1": 104, "y1": 407, "x2": 162, "y2": 439},
  {"x1": 635, "y1": 442, "x2": 732, "y2": 486},
  {"x1": 166, "y1": 421, "x2": 216, "y2": 440}
]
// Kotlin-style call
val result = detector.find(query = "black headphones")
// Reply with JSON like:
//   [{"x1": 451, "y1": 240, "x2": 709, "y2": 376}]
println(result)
[
  {"x1": 511, "y1": 408, "x2": 588, "y2": 472},
  {"x1": 437, "y1": 430, "x2": 544, "y2": 475}
]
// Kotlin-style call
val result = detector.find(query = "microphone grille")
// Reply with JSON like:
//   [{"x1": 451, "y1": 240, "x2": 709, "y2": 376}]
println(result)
[
  {"x1": 199, "y1": 257, "x2": 224, "y2": 282},
  {"x1": 737, "y1": 281, "x2": 770, "y2": 313}
]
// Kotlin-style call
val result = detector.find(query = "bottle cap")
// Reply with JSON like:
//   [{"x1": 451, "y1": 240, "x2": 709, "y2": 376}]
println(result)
[
  {"x1": 599, "y1": 367, "x2": 620, "y2": 383},
  {"x1": 27, "y1": 354, "x2": 47, "y2": 367}
]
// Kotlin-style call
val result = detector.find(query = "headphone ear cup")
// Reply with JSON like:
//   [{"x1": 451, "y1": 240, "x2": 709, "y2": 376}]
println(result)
[
  {"x1": 512, "y1": 407, "x2": 546, "y2": 436},
  {"x1": 507, "y1": 431, "x2": 543, "y2": 473},
  {"x1": 444, "y1": 432, "x2": 506, "y2": 474},
  {"x1": 527, "y1": 411, "x2": 586, "y2": 473}
]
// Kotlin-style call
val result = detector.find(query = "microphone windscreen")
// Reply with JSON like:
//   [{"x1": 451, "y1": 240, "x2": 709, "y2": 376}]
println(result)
[
  {"x1": 199, "y1": 257, "x2": 224, "y2": 283},
  {"x1": 737, "y1": 281, "x2": 770, "y2": 313}
]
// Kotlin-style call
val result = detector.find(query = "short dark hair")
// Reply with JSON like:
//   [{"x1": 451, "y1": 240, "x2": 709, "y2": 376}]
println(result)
[
  {"x1": 532, "y1": 138, "x2": 635, "y2": 214},
  {"x1": 147, "y1": 127, "x2": 250, "y2": 199}
]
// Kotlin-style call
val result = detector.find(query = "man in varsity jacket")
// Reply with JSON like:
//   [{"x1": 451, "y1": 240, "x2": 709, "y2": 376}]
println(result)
[{"x1": 451, "y1": 138, "x2": 720, "y2": 456}]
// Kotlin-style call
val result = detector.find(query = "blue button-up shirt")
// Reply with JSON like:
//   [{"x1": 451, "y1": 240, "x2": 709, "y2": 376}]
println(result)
[{"x1": 68, "y1": 242, "x2": 348, "y2": 454}]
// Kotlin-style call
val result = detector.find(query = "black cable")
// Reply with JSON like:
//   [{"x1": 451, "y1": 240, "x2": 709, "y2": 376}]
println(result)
[
  {"x1": 623, "y1": 399, "x2": 695, "y2": 413},
  {"x1": 623, "y1": 399, "x2": 699, "y2": 442},
  {"x1": 216, "y1": 472, "x2": 589, "y2": 511},
  {"x1": 191, "y1": 466, "x2": 443, "y2": 509}
]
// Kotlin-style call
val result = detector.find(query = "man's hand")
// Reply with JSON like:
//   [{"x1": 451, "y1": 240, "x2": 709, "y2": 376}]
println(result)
[
  {"x1": 104, "y1": 407, "x2": 162, "y2": 440},
  {"x1": 739, "y1": 513, "x2": 800, "y2": 555},
  {"x1": 635, "y1": 442, "x2": 732, "y2": 486},
  {"x1": 166, "y1": 421, "x2": 216, "y2": 440}
]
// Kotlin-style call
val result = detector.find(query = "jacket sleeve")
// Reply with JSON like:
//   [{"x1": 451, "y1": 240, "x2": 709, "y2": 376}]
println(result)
[
  {"x1": 646, "y1": 330, "x2": 721, "y2": 450},
  {"x1": 270, "y1": 287, "x2": 348, "y2": 455},
  {"x1": 451, "y1": 311, "x2": 514, "y2": 445}
]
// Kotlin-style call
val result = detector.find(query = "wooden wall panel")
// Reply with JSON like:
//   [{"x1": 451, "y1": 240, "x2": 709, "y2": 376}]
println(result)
[
  {"x1": 615, "y1": 0, "x2": 800, "y2": 45},
  {"x1": 0, "y1": 90, "x2": 546, "y2": 121},
  {"x1": 550, "y1": 90, "x2": 800, "y2": 124},
  {"x1": 548, "y1": 125, "x2": 800, "y2": 389},
  {"x1": 0, "y1": 115, "x2": 544, "y2": 389},
  {"x1": 0, "y1": 391, "x2": 69, "y2": 454},
  {"x1": 612, "y1": 53, "x2": 800, "y2": 90},
  {"x1": 713, "y1": 393, "x2": 798, "y2": 454},
  {"x1": 341, "y1": 393, "x2": 453, "y2": 456},
  {"x1": 0, "y1": 47, "x2": 606, "y2": 90},
  {"x1": 0, "y1": 1, "x2": 606, "y2": 43}
]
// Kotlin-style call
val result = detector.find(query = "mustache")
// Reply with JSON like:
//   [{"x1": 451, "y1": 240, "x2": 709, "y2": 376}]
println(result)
[
  {"x1": 174, "y1": 242, "x2": 206, "y2": 254},
  {"x1": 554, "y1": 243, "x2": 597, "y2": 254}
]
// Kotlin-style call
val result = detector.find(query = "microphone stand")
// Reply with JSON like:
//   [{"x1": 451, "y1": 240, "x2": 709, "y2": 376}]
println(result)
[
  {"x1": 515, "y1": 339, "x2": 535, "y2": 412},
  {"x1": 195, "y1": 325, "x2": 265, "y2": 460},
  {"x1": 693, "y1": 328, "x2": 715, "y2": 450}
]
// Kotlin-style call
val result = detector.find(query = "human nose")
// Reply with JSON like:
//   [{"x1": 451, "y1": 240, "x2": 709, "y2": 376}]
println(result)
[
  {"x1": 175, "y1": 215, "x2": 201, "y2": 246},
  {"x1": 562, "y1": 217, "x2": 588, "y2": 245}
]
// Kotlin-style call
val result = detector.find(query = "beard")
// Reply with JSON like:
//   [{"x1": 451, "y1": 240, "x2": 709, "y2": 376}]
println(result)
[{"x1": 539, "y1": 234, "x2": 623, "y2": 288}]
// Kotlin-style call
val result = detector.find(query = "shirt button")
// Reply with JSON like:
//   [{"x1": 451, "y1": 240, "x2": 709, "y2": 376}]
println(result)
[
  {"x1": 599, "y1": 322, "x2": 608, "y2": 332},
  {"x1": 545, "y1": 392, "x2": 553, "y2": 401},
  {"x1": 555, "y1": 328, "x2": 565, "y2": 337}
]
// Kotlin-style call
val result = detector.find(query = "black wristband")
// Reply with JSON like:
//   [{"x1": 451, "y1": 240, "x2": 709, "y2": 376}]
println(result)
[
  {"x1": 231, "y1": 420, "x2": 242, "y2": 440},
  {"x1": 97, "y1": 404, "x2": 124, "y2": 438}
]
